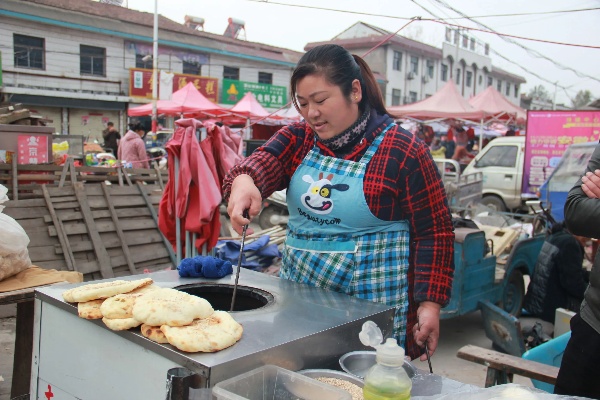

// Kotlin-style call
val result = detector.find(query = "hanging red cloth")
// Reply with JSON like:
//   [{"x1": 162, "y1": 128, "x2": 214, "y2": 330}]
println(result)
[{"x1": 158, "y1": 118, "x2": 222, "y2": 254}]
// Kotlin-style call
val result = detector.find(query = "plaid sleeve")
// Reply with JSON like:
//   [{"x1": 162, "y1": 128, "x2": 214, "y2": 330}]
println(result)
[{"x1": 402, "y1": 137, "x2": 455, "y2": 305}]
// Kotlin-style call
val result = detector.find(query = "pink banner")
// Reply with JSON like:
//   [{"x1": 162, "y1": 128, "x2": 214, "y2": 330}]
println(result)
[{"x1": 524, "y1": 110, "x2": 600, "y2": 194}]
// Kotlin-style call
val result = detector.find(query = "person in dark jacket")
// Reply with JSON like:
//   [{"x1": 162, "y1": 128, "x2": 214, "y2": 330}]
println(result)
[
  {"x1": 555, "y1": 141, "x2": 600, "y2": 398},
  {"x1": 523, "y1": 221, "x2": 588, "y2": 323},
  {"x1": 102, "y1": 121, "x2": 120, "y2": 156}
]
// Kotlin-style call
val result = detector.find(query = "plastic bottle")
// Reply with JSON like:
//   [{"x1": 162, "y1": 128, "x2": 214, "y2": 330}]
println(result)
[{"x1": 360, "y1": 321, "x2": 412, "y2": 400}]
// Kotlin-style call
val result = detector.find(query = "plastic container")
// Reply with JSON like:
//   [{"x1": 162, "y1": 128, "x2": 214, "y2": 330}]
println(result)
[
  {"x1": 212, "y1": 364, "x2": 352, "y2": 400},
  {"x1": 360, "y1": 321, "x2": 412, "y2": 400}
]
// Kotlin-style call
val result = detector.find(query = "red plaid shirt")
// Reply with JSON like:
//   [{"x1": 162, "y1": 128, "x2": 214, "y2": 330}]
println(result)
[{"x1": 223, "y1": 113, "x2": 454, "y2": 359}]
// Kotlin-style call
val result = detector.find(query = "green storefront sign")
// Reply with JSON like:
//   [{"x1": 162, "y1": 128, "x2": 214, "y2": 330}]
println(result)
[{"x1": 221, "y1": 79, "x2": 287, "y2": 108}]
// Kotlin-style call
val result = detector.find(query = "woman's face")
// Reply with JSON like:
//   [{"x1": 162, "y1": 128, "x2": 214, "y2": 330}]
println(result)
[{"x1": 295, "y1": 74, "x2": 362, "y2": 140}]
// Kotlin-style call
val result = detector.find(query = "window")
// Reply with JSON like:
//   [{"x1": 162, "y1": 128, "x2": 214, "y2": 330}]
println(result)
[
  {"x1": 13, "y1": 34, "x2": 45, "y2": 70},
  {"x1": 487, "y1": 76, "x2": 493, "y2": 87},
  {"x1": 409, "y1": 91, "x2": 417, "y2": 103},
  {"x1": 136, "y1": 54, "x2": 152, "y2": 69},
  {"x1": 514, "y1": 84, "x2": 519, "y2": 97},
  {"x1": 462, "y1": 34, "x2": 468, "y2": 48},
  {"x1": 410, "y1": 56, "x2": 418, "y2": 74},
  {"x1": 497, "y1": 80, "x2": 502, "y2": 91},
  {"x1": 80, "y1": 45, "x2": 105, "y2": 76},
  {"x1": 476, "y1": 145, "x2": 518, "y2": 168},
  {"x1": 223, "y1": 66, "x2": 239, "y2": 80},
  {"x1": 426, "y1": 60, "x2": 434, "y2": 78},
  {"x1": 466, "y1": 71, "x2": 472, "y2": 87},
  {"x1": 393, "y1": 51, "x2": 402, "y2": 71},
  {"x1": 441, "y1": 64, "x2": 448, "y2": 82},
  {"x1": 505, "y1": 83, "x2": 510, "y2": 96},
  {"x1": 258, "y1": 72, "x2": 272, "y2": 84},
  {"x1": 478, "y1": 75, "x2": 483, "y2": 85},
  {"x1": 484, "y1": 43, "x2": 490, "y2": 55},
  {"x1": 392, "y1": 89, "x2": 401, "y2": 106},
  {"x1": 456, "y1": 68, "x2": 461, "y2": 84},
  {"x1": 470, "y1": 38, "x2": 475, "y2": 50},
  {"x1": 183, "y1": 61, "x2": 202, "y2": 75}
]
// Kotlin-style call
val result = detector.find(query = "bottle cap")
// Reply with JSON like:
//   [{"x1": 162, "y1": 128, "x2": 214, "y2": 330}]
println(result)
[{"x1": 375, "y1": 338, "x2": 405, "y2": 366}]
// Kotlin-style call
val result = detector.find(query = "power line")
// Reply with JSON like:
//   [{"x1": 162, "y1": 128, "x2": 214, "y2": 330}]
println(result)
[
  {"x1": 247, "y1": 0, "x2": 600, "y2": 23},
  {"x1": 431, "y1": 0, "x2": 600, "y2": 83},
  {"x1": 410, "y1": 0, "x2": 582, "y2": 101}
]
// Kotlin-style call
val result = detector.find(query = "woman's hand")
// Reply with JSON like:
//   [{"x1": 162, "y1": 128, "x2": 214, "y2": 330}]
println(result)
[
  {"x1": 412, "y1": 301, "x2": 441, "y2": 361},
  {"x1": 226, "y1": 174, "x2": 262, "y2": 235}
]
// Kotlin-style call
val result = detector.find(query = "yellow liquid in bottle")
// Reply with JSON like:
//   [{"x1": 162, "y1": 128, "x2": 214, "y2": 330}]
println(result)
[{"x1": 363, "y1": 383, "x2": 411, "y2": 400}]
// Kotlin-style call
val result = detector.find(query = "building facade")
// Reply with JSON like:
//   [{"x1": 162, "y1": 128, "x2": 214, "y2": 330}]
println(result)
[
  {"x1": 306, "y1": 22, "x2": 526, "y2": 109},
  {"x1": 0, "y1": 0, "x2": 302, "y2": 141}
]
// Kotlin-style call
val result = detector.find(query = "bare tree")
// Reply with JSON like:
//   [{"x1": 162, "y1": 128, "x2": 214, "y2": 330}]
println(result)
[
  {"x1": 528, "y1": 85, "x2": 550, "y2": 101},
  {"x1": 571, "y1": 90, "x2": 593, "y2": 109}
]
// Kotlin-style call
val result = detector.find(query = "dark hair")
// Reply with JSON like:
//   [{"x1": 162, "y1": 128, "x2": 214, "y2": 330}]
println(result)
[
  {"x1": 290, "y1": 44, "x2": 395, "y2": 118},
  {"x1": 107, "y1": 121, "x2": 114, "y2": 127},
  {"x1": 128, "y1": 122, "x2": 144, "y2": 132}
]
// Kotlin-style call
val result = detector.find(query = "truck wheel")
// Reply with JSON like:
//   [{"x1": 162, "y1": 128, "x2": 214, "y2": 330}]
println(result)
[
  {"x1": 481, "y1": 195, "x2": 507, "y2": 212},
  {"x1": 500, "y1": 269, "x2": 524, "y2": 317}
]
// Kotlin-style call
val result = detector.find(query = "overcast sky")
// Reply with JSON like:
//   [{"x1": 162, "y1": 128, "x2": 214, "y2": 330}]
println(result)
[{"x1": 125, "y1": 0, "x2": 600, "y2": 106}]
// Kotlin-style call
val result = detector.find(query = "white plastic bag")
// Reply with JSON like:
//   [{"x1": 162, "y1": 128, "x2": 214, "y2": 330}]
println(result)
[{"x1": 0, "y1": 184, "x2": 31, "y2": 281}]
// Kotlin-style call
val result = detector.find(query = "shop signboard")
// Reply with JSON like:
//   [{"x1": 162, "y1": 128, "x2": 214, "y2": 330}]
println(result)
[
  {"x1": 17, "y1": 134, "x2": 49, "y2": 164},
  {"x1": 523, "y1": 110, "x2": 600, "y2": 194},
  {"x1": 221, "y1": 79, "x2": 287, "y2": 108},
  {"x1": 129, "y1": 69, "x2": 219, "y2": 103}
]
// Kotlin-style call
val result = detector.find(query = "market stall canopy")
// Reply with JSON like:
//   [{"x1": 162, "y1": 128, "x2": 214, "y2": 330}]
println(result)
[
  {"x1": 229, "y1": 92, "x2": 272, "y2": 119},
  {"x1": 388, "y1": 81, "x2": 487, "y2": 121},
  {"x1": 128, "y1": 82, "x2": 230, "y2": 118},
  {"x1": 468, "y1": 86, "x2": 527, "y2": 124}
]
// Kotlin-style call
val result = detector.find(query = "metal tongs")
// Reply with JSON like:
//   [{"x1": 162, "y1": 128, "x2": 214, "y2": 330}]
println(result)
[{"x1": 230, "y1": 210, "x2": 249, "y2": 312}]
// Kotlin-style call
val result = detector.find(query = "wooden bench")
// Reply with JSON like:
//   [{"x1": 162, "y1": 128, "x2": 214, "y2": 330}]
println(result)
[{"x1": 457, "y1": 344, "x2": 559, "y2": 388}]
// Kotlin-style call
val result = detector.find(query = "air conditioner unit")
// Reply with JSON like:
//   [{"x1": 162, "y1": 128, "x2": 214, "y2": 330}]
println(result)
[
  {"x1": 422, "y1": 75, "x2": 430, "y2": 84},
  {"x1": 407, "y1": 72, "x2": 415, "y2": 80}
]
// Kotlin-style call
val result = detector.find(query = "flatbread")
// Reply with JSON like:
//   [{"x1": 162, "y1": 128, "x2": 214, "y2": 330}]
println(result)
[
  {"x1": 161, "y1": 311, "x2": 243, "y2": 352},
  {"x1": 62, "y1": 278, "x2": 153, "y2": 303},
  {"x1": 100, "y1": 292, "x2": 145, "y2": 319},
  {"x1": 132, "y1": 288, "x2": 214, "y2": 327},
  {"x1": 102, "y1": 316, "x2": 142, "y2": 331},
  {"x1": 77, "y1": 299, "x2": 104, "y2": 320},
  {"x1": 140, "y1": 323, "x2": 169, "y2": 344}
]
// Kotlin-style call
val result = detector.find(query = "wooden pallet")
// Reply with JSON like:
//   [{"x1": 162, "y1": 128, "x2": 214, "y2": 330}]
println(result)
[{"x1": 3, "y1": 181, "x2": 176, "y2": 281}]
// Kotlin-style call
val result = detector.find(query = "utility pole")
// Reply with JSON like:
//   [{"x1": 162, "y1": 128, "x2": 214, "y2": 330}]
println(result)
[
  {"x1": 552, "y1": 81, "x2": 558, "y2": 110},
  {"x1": 151, "y1": 0, "x2": 158, "y2": 134}
]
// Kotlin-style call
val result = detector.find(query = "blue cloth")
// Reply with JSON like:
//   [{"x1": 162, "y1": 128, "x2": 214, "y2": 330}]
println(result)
[
  {"x1": 215, "y1": 235, "x2": 282, "y2": 271},
  {"x1": 178, "y1": 256, "x2": 233, "y2": 278}
]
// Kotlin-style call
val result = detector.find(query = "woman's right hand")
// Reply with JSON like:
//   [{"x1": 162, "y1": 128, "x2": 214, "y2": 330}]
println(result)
[{"x1": 227, "y1": 174, "x2": 263, "y2": 235}]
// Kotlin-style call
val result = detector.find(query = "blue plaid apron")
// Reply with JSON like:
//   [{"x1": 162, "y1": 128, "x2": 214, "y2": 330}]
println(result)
[{"x1": 281, "y1": 123, "x2": 410, "y2": 345}]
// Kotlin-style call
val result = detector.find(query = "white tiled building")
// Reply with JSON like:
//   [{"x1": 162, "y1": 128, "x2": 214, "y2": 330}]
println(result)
[{"x1": 306, "y1": 22, "x2": 526, "y2": 108}]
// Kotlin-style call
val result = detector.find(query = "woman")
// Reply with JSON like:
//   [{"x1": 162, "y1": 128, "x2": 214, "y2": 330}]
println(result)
[
  {"x1": 118, "y1": 122, "x2": 149, "y2": 169},
  {"x1": 223, "y1": 44, "x2": 454, "y2": 360}
]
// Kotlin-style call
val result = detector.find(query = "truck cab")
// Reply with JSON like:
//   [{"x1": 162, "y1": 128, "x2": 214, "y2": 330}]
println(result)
[{"x1": 462, "y1": 136, "x2": 535, "y2": 212}]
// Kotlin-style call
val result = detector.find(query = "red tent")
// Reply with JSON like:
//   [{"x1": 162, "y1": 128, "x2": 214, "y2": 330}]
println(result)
[
  {"x1": 388, "y1": 81, "x2": 487, "y2": 121},
  {"x1": 468, "y1": 86, "x2": 527, "y2": 124},
  {"x1": 229, "y1": 92, "x2": 271, "y2": 118},
  {"x1": 128, "y1": 82, "x2": 230, "y2": 118}
]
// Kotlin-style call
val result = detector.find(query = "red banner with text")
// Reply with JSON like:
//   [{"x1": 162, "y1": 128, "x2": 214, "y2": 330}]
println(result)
[{"x1": 129, "y1": 69, "x2": 219, "y2": 103}]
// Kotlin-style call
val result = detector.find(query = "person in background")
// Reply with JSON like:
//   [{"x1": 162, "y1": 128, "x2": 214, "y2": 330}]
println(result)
[
  {"x1": 102, "y1": 121, "x2": 120, "y2": 156},
  {"x1": 222, "y1": 44, "x2": 455, "y2": 361},
  {"x1": 523, "y1": 221, "x2": 588, "y2": 324},
  {"x1": 440, "y1": 133, "x2": 455, "y2": 159},
  {"x1": 117, "y1": 122, "x2": 149, "y2": 169},
  {"x1": 555, "y1": 141, "x2": 600, "y2": 398}
]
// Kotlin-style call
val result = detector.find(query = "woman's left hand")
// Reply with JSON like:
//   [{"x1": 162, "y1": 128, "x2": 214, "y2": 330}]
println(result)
[{"x1": 412, "y1": 301, "x2": 441, "y2": 361}]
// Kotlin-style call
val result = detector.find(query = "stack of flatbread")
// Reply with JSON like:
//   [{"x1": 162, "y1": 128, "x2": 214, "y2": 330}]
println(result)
[{"x1": 62, "y1": 279, "x2": 243, "y2": 353}]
